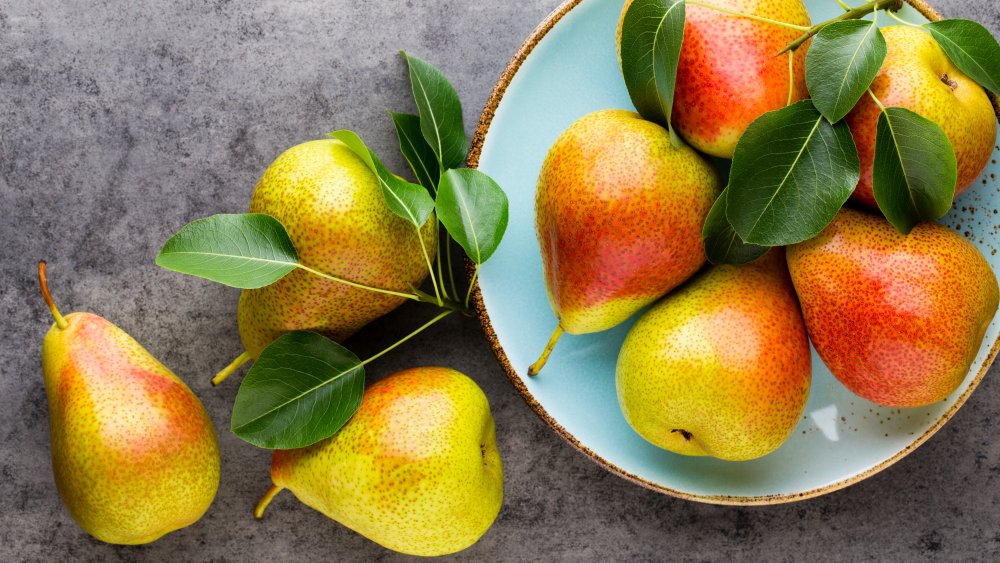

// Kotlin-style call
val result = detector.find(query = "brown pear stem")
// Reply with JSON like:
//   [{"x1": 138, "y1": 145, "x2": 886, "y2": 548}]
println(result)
[
  {"x1": 38, "y1": 261, "x2": 68, "y2": 330},
  {"x1": 528, "y1": 325, "x2": 565, "y2": 377},
  {"x1": 254, "y1": 484, "x2": 284, "y2": 520},
  {"x1": 777, "y1": 0, "x2": 903, "y2": 56},
  {"x1": 212, "y1": 352, "x2": 251, "y2": 386}
]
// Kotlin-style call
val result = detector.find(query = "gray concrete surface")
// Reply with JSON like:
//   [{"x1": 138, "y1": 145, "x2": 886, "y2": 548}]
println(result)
[{"x1": 3, "y1": 0, "x2": 1000, "y2": 560}]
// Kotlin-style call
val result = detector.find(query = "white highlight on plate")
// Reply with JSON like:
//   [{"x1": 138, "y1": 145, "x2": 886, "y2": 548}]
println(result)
[{"x1": 809, "y1": 404, "x2": 840, "y2": 442}]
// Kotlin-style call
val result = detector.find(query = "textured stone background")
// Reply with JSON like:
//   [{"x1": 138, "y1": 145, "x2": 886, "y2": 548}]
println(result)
[{"x1": 3, "y1": 0, "x2": 1000, "y2": 560}]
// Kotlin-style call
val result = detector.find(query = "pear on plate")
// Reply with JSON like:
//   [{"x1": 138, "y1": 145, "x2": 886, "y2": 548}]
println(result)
[
  {"x1": 234, "y1": 139, "x2": 436, "y2": 370},
  {"x1": 530, "y1": 109, "x2": 720, "y2": 374},
  {"x1": 616, "y1": 250, "x2": 811, "y2": 461},
  {"x1": 787, "y1": 208, "x2": 999, "y2": 407},
  {"x1": 37, "y1": 261, "x2": 220, "y2": 544},
  {"x1": 254, "y1": 367, "x2": 503, "y2": 557}
]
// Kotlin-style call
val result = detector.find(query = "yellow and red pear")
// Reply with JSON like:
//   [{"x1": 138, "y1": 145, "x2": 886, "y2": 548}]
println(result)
[
  {"x1": 530, "y1": 109, "x2": 720, "y2": 374},
  {"x1": 255, "y1": 367, "x2": 502, "y2": 557},
  {"x1": 844, "y1": 25, "x2": 996, "y2": 208},
  {"x1": 38, "y1": 262, "x2": 220, "y2": 544},
  {"x1": 787, "y1": 208, "x2": 999, "y2": 407},
  {"x1": 616, "y1": 249, "x2": 811, "y2": 461},
  {"x1": 618, "y1": 0, "x2": 812, "y2": 158},
  {"x1": 237, "y1": 139, "x2": 436, "y2": 361}
]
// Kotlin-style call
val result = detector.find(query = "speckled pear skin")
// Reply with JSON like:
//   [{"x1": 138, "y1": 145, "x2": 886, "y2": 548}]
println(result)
[
  {"x1": 535, "y1": 109, "x2": 720, "y2": 335},
  {"x1": 616, "y1": 249, "x2": 811, "y2": 461},
  {"x1": 787, "y1": 208, "x2": 999, "y2": 408},
  {"x1": 41, "y1": 312, "x2": 220, "y2": 545},
  {"x1": 617, "y1": 0, "x2": 811, "y2": 158},
  {"x1": 239, "y1": 139, "x2": 436, "y2": 358},
  {"x1": 844, "y1": 26, "x2": 997, "y2": 209},
  {"x1": 269, "y1": 367, "x2": 503, "y2": 557}
]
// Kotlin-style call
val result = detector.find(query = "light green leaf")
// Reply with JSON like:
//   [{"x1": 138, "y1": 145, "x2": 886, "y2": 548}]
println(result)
[
  {"x1": 806, "y1": 19, "x2": 887, "y2": 123},
  {"x1": 231, "y1": 331, "x2": 365, "y2": 450},
  {"x1": 873, "y1": 106, "x2": 957, "y2": 234},
  {"x1": 156, "y1": 213, "x2": 298, "y2": 289},
  {"x1": 389, "y1": 111, "x2": 441, "y2": 192},
  {"x1": 329, "y1": 130, "x2": 434, "y2": 227},
  {"x1": 436, "y1": 168, "x2": 509, "y2": 264},
  {"x1": 619, "y1": 0, "x2": 685, "y2": 145},
  {"x1": 401, "y1": 52, "x2": 469, "y2": 170},
  {"x1": 926, "y1": 19, "x2": 1000, "y2": 94}
]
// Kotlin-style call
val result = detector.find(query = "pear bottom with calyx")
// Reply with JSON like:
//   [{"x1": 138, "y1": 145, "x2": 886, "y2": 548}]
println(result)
[
  {"x1": 38, "y1": 262, "x2": 220, "y2": 545},
  {"x1": 255, "y1": 367, "x2": 503, "y2": 557},
  {"x1": 616, "y1": 250, "x2": 811, "y2": 461}
]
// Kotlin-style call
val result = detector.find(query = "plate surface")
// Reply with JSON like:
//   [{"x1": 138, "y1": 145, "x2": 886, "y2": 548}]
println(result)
[{"x1": 470, "y1": 0, "x2": 1000, "y2": 504}]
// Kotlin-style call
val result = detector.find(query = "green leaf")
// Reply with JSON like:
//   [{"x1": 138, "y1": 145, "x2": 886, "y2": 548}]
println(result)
[
  {"x1": 702, "y1": 188, "x2": 769, "y2": 265},
  {"x1": 872, "y1": 106, "x2": 957, "y2": 234},
  {"x1": 436, "y1": 168, "x2": 509, "y2": 264},
  {"x1": 806, "y1": 19, "x2": 887, "y2": 123},
  {"x1": 389, "y1": 111, "x2": 441, "y2": 192},
  {"x1": 726, "y1": 100, "x2": 860, "y2": 246},
  {"x1": 926, "y1": 19, "x2": 1000, "y2": 94},
  {"x1": 329, "y1": 130, "x2": 434, "y2": 227},
  {"x1": 401, "y1": 52, "x2": 469, "y2": 170},
  {"x1": 231, "y1": 331, "x2": 365, "y2": 449},
  {"x1": 619, "y1": 0, "x2": 685, "y2": 145},
  {"x1": 156, "y1": 213, "x2": 298, "y2": 289}
]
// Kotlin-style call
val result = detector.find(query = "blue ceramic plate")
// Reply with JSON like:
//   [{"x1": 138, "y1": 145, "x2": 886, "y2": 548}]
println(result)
[{"x1": 469, "y1": 0, "x2": 1000, "y2": 503}]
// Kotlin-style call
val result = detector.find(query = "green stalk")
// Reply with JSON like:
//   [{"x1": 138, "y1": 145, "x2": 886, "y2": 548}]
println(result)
[
  {"x1": 778, "y1": 0, "x2": 903, "y2": 55},
  {"x1": 360, "y1": 310, "x2": 454, "y2": 366},
  {"x1": 297, "y1": 264, "x2": 419, "y2": 301},
  {"x1": 686, "y1": 0, "x2": 811, "y2": 31}
]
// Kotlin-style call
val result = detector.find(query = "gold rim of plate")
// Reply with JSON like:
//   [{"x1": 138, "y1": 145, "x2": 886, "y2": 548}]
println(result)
[{"x1": 466, "y1": 0, "x2": 1000, "y2": 505}]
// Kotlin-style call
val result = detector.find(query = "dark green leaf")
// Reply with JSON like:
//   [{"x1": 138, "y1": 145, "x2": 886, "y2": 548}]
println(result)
[
  {"x1": 926, "y1": 19, "x2": 1000, "y2": 94},
  {"x1": 231, "y1": 331, "x2": 365, "y2": 449},
  {"x1": 389, "y1": 111, "x2": 441, "y2": 192},
  {"x1": 873, "y1": 106, "x2": 957, "y2": 234},
  {"x1": 401, "y1": 52, "x2": 469, "y2": 170},
  {"x1": 702, "y1": 188, "x2": 769, "y2": 265},
  {"x1": 806, "y1": 19, "x2": 887, "y2": 123},
  {"x1": 329, "y1": 130, "x2": 434, "y2": 227},
  {"x1": 619, "y1": 0, "x2": 685, "y2": 145},
  {"x1": 436, "y1": 168, "x2": 509, "y2": 264},
  {"x1": 156, "y1": 213, "x2": 298, "y2": 289},
  {"x1": 727, "y1": 100, "x2": 860, "y2": 246}
]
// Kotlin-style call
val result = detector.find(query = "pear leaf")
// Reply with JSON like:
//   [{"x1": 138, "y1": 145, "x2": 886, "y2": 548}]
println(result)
[
  {"x1": 329, "y1": 129, "x2": 434, "y2": 228},
  {"x1": 872, "y1": 106, "x2": 957, "y2": 234},
  {"x1": 619, "y1": 0, "x2": 685, "y2": 145},
  {"x1": 436, "y1": 168, "x2": 509, "y2": 264},
  {"x1": 389, "y1": 111, "x2": 441, "y2": 192},
  {"x1": 926, "y1": 19, "x2": 1000, "y2": 94},
  {"x1": 702, "y1": 188, "x2": 769, "y2": 265},
  {"x1": 806, "y1": 19, "x2": 887, "y2": 123},
  {"x1": 156, "y1": 213, "x2": 298, "y2": 289},
  {"x1": 726, "y1": 100, "x2": 860, "y2": 246},
  {"x1": 401, "y1": 51, "x2": 469, "y2": 170},
  {"x1": 231, "y1": 331, "x2": 365, "y2": 450}
]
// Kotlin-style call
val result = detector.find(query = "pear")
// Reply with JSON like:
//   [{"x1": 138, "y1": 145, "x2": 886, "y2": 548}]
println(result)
[
  {"x1": 232, "y1": 139, "x2": 436, "y2": 374},
  {"x1": 616, "y1": 250, "x2": 811, "y2": 461},
  {"x1": 530, "y1": 109, "x2": 720, "y2": 374},
  {"x1": 787, "y1": 208, "x2": 999, "y2": 407},
  {"x1": 37, "y1": 261, "x2": 220, "y2": 544},
  {"x1": 254, "y1": 367, "x2": 502, "y2": 557},
  {"x1": 618, "y1": 0, "x2": 811, "y2": 158},
  {"x1": 844, "y1": 26, "x2": 997, "y2": 208}
]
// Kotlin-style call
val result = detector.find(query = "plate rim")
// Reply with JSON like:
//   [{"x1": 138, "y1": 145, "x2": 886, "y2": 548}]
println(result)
[{"x1": 467, "y1": 0, "x2": 1000, "y2": 505}]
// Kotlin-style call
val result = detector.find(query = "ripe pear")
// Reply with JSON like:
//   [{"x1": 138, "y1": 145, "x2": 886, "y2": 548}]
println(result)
[
  {"x1": 530, "y1": 109, "x2": 720, "y2": 374},
  {"x1": 845, "y1": 26, "x2": 997, "y2": 208},
  {"x1": 37, "y1": 262, "x2": 220, "y2": 544},
  {"x1": 616, "y1": 250, "x2": 811, "y2": 461},
  {"x1": 255, "y1": 367, "x2": 502, "y2": 557},
  {"x1": 787, "y1": 208, "x2": 999, "y2": 407},
  {"x1": 617, "y1": 0, "x2": 811, "y2": 158},
  {"x1": 237, "y1": 139, "x2": 436, "y2": 360}
]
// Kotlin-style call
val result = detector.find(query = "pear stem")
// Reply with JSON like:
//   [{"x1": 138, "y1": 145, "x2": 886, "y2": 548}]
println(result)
[
  {"x1": 212, "y1": 352, "x2": 252, "y2": 386},
  {"x1": 254, "y1": 484, "x2": 284, "y2": 519},
  {"x1": 38, "y1": 261, "x2": 68, "y2": 330},
  {"x1": 528, "y1": 325, "x2": 565, "y2": 377}
]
